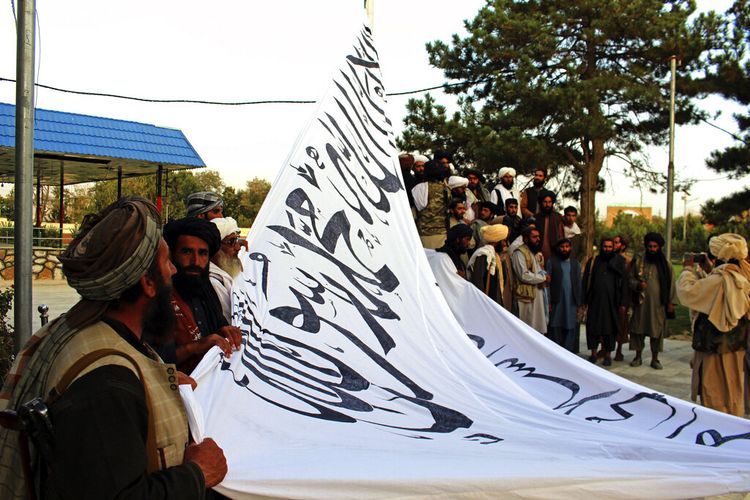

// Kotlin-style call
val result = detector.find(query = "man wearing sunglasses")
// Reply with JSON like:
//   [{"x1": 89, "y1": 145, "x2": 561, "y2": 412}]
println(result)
[{"x1": 210, "y1": 217, "x2": 244, "y2": 323}]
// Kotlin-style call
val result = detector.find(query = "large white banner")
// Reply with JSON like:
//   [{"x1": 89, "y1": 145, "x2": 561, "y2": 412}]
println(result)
[{"x1": 190, "y1": 25, "x2": 750, "y2": 499}]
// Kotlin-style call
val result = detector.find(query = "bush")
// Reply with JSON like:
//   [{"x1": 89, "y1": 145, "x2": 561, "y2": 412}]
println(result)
[
  {"x1": 0, "y1": 222, "x2": 63, "y2": 248},
  {"x1": 0, "y1": 287, "x2": 14, "y2": 385}
]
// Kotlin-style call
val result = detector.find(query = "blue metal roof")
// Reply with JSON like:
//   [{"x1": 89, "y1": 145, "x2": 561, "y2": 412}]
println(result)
[
  {"x1": 0, "y1": 102, "x2": 205, "y2": 185},
  {"x1": 0, "y1": 102, "x2": 205, "y2": 167}
]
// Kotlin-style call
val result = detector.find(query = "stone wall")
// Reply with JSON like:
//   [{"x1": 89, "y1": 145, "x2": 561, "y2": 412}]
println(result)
[{"x1": 0, "y1": 247, "x2": 65, "y2": 280}]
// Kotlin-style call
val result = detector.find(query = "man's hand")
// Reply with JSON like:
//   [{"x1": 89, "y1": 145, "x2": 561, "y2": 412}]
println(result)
[
  {"x1": 217, "y1": 325, "x2": 242, "y2": 351},
  {"x1": 638, "y1": 280, "x2": 647, "y2": 291},
  {"x1": 666, "y1": 303, "x2": 675, "y2": 314},
  {"x1": 177, "y1": 371, "x2": 197, "y2": 390},
  {"x1": 197, "y1": 334, "x2": 233, "y2": 357},
  {"x1": 184, "y1": 438, "x2": 228, "y2": 488}
]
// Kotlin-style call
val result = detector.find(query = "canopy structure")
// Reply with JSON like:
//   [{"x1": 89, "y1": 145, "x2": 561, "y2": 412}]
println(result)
[
  {"x1": 0, "y1": 102, "x2": 205, "y2": 185},
  {"x1": 0, "y1": 102, "x2": 205, "y2": 225}
]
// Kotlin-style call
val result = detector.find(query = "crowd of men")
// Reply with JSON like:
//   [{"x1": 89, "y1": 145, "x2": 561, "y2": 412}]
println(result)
[
  {"x1": 0, "y1": 151, "x2": 746, "y2": 497},
  {"x1": 401, "y1": 151, "x2": 682, "y2": 369},
  {"x1": 0, "y1": 192, "x2": 248, "y2": 498}
]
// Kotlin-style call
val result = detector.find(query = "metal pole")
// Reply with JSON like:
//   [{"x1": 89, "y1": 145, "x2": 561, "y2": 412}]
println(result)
[
  {"x1": 14, "y1": 0, "x2": 36, "y2": 352},
  {"x1": 164, "y1": 169, "x2": 169, "y2": 223},
  {"x1": 35, "y1": 170, "x2": 41, "y2": 227},
  {"x1": 665, "y1": 55, "x2": 677, "y2": 261},
  {"x1": 59, "y1": 163, "x2": 64, "y2": 232},
  {"x1": 116, "y1": 165, "x2": 122, "y2": 199},
  {"x1": 155, "y1": 165, "x2": 163, "y2": 214},
  {"x1": 682, "y1": 193, "x2": 688, "y2": 241}
]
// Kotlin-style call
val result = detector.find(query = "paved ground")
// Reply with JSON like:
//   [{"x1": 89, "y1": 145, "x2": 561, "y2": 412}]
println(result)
[{"x1": 4, "y1": 280, "x2": 698, "y2": 404}]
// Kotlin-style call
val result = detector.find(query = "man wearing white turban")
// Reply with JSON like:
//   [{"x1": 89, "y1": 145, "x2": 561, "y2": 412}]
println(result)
[
  {"x1": 677, "y1": 233, "x2": 750, "y2": 416},
  {"x1": 490, "y1": 167, "x2": 519, "y2": 216},
  {"x1": 210, "y1": 216, "x2": 243, "y2": 323}
]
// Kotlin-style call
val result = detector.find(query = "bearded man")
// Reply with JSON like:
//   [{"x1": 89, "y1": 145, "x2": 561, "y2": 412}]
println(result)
[
  {"x1": 449, "y1": 175, "x2": 475, "y2": 222},
  {"x1": 521, "y1": 168, "x2": 548, "y2": 219},
  {"x1": 512, "y1": 226, "x2": 551, "y2": 333},
  {"x1": 210, "y1": 216, "x2": 243, "y2": 323},
  {"x1": 534, "y1": 190, "x2": 565, "y2": 262},
  {"x1": 613, "y1": 234, "x2": 632, "y2": 361},
  {"x1": 677, "y1": 233, "x2": 750, "y2": 416},
  {"x1": 490, "y1": 167, "x2": 519, "y2": 216},
  {"x1": 628, "y1": 232, "x2": 676, "y2": 369},
  {"x1": 464, "y1": 168, "x2": 490, "y2": 204},
  {"x1": 436, "y1": 223, "x2": 474, "y2": 279},
  {"x1": 546, "y1": 238, "x2": 583, "y2": 352},
  {"x1": 0, "y1": 197, "x2": 227, "y2": 498},
  {"x1": 583, "y1": 238, "x2": 628, "y2": 365},
  {"x1": 468, "y1": 224, "x2": 511, "y2": 309},
  {"x1": 162, "y1": 217, "x2": 242, "y2": 373}
]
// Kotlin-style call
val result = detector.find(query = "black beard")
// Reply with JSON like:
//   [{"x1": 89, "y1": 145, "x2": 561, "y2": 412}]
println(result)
[
  {"x1": 599, "y1": 251, "x2": 614, "y2": 261},
  {"x1": 502, "y1": 179, "x2": 514, "y2": 189},
  {"x1": 527, "y1": 241, "x2": 542, "y2": 254},
  {"x1": 142, "y1": 279, "x2": 176, "y2": 344},
  {"x1": 555, "y1": 250, "x2": 571, "y2": 260},
  {"x1": 172, "y1": 265, "x2": 211, "y2": 299},
  {"x1": 645, "y1": 249, "x2": 661, "y2": 261},
  {"x1": 533, "y1": 179, "x2": 544, "y2": 188},
  {"x1": 540, "y1": 206, "x2": 553, "y2": 215}
]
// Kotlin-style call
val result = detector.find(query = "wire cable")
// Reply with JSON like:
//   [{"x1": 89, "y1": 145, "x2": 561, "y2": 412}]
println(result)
[{"x1": 0, "y1": 76, "x2": 484, "y2": 105}]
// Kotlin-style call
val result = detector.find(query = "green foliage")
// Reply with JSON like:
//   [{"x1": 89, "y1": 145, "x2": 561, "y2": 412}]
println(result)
[
  {"x1": 0, "y1": 287, "x2": 14, "y2": 385},
  {"x1": 705, "y1": 1, "x2": 750, "y2": 182},
  {"x1": 0, "y1": 189, "x2": 14, "y2": 220},
  {"x1": 701, "y1": 187, "x2": 750, "y2": 239},
  {"x1": 223, "y1": 178, "x2": 272, "y2": 227},
  {"x1": 400, "y1": 0, "x2": 723, "y2": 260},
  {"x1": 1, "y1": 169, "x2": 271, "y2": 230}
]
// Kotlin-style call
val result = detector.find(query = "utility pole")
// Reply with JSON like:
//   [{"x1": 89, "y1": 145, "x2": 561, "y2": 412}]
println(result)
[
  {"x1": 665, "y1": 55, "x2": 678, "y2": 261},
  {"x1": 14, "y1": 0, "x2": 36, "y2": 352}
]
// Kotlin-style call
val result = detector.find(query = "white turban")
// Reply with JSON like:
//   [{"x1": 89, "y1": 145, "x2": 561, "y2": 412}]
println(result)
[
  {"x1": 709, "y1": 233, "x2": 748, "y2": 262},
  {"x1": 211, "y1": 216, "x2": 241, "y2": 241},
  {"x1": 413, "y1": 154, "x2": 429, "y2": 164},
  {"x1": 448, "y1": 176, "x2": 469, "y2": 189},
  {"x1": 498, "y1": 167, "x2": 516, "y2": 178}
]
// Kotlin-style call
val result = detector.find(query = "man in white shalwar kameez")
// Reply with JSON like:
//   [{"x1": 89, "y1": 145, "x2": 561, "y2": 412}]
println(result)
[{"x1": 511, "y1": 226, "x2": 550, "y2": 333}]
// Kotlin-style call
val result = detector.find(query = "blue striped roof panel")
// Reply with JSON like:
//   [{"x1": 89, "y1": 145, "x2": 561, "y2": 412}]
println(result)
[{"x1": 0, "y1": 102, "x2": 205, "y2": 167}]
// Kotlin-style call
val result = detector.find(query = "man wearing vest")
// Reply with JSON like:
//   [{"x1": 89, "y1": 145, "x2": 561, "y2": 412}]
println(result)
[
  {"x1": 412, "y1": 159, "x2": 452, "y2": 249},
  {"x1": 511, "y1": 226, "x2": 550, "y2": 333},
  {"x1": 0, "y1": 197, "x2": 227, "y2": 499}
]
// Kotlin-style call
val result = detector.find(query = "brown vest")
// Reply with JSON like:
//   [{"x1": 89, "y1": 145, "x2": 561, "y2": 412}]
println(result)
[{"x1": 46, "y1": 322, "x2": 190, "y2": 469}]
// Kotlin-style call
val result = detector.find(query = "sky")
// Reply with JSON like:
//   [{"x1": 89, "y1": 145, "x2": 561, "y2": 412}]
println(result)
[{"x1": 0, "y1": 0, "x2": 744, "y2": 219}]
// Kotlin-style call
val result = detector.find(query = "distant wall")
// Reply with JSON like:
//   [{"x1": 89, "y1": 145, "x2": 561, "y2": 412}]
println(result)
[
  {"x1": 0, "y1": 247, "x2": 65, "y2": 280},
  {"x1": 605, "y1": 206, "x2": 652, "y2": 227}
]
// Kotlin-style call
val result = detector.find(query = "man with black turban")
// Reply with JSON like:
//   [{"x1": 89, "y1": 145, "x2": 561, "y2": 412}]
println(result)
[
  {"x1": 627, "y1": 232, "x2": 676, "y2": 369},
  {"x1": 161, "y1": 217, "x2": 242, "y2": 373},
  {"x1": 436, "y1": 223, "x2": 474, "y2": 279},
  {"x1": 534, "y1": 189, "x2": 565, "y2": 262},
  {"x1": 0, "y1": 197, "x2": 227, "y2": 498}
]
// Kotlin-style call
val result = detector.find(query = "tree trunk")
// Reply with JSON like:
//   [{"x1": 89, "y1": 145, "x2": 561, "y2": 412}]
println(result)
[{"x1": 579, "y1": 139, "x2": 605, "y2": 263}]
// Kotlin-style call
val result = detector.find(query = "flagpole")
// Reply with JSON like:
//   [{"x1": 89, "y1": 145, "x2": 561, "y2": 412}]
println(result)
[{"x1": 365, "y1": 0, "x2": 374, "y2": 29}]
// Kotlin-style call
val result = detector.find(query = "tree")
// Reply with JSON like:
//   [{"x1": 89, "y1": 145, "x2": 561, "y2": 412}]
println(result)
[
  {"x1": 399, "y1": 0, "x2": 723, "y2": 259},
  {"x1": 701, "y1": 1, "x2": 750, "y2": 230}
]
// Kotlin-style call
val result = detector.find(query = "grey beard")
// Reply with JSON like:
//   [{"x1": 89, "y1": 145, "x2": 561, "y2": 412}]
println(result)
[{"x1": 214, "y1": 250, "x2": 243, "y2": 278}]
